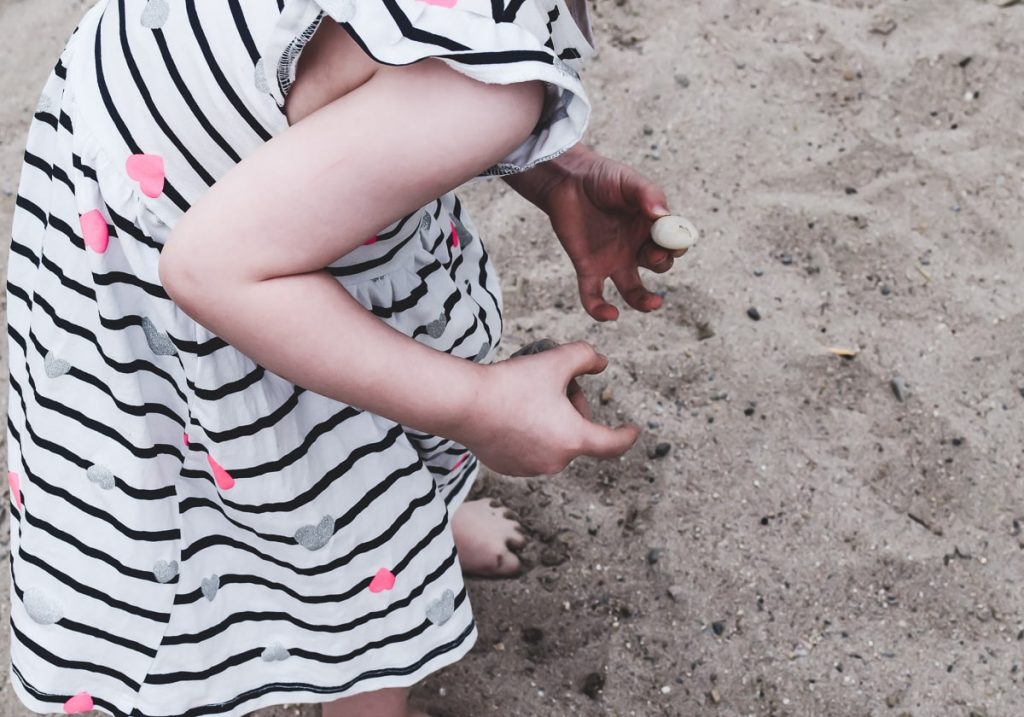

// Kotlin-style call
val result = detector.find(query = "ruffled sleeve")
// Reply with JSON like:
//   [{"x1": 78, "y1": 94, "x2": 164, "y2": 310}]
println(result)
[{"x1": 261, "y1": 0, "x2": 595, "y2": 175}]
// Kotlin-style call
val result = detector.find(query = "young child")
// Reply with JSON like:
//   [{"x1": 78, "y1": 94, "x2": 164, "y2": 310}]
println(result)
[{"x1": 6, "y1": 1, "x2": 684, "y2": 715}]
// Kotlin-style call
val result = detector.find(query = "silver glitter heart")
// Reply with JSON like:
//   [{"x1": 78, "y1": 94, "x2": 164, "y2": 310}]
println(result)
[
  {"x1": 23, "y1": 588, "x2": 63, "y2": 625},
  {"x1": 201, "y1": 574, "x2": 220, "y2": 601},
  {"x1": 294, "y1": 515, "x2": 334, "y2": 551},
  {"x1": 261, "y1": 642, "x2": 290, "y2": 662},
  {"x1": 254, "y1": 58, "x2": 270, "y2": 94},
  {"x1": 418, "y1": 213, "x2": 431, "y2": 232},
  {"x1": 453, "y1": 216, "x2": 473, "y2": 247},
  {"x1": 153, "y1": 559, "x2": 178, "y2": 583},
  {"x1": 425, "y1": 589, "x2": 455, "y2": 626},
  {"x1": 425, "y1": 315, "x2": 447, "y2": 339},
  {"x1": 141, "y1": 317, "x2": 177, "y2": 356},
  {"x1": 86, "y1": 464, "x2": 115, "y2": 490},
  {"x1": 37, "y1": 94, "x2": 55, "y2": 115},
  {"x1": 140, "y1": 0, "x2": 170, "y2": 29},
  {"x1": 43, "y1": 351, "x2": 71, "y2": 378},
  {"x1": 472, "y1": 342, "x2": 491, "y2": 363}
]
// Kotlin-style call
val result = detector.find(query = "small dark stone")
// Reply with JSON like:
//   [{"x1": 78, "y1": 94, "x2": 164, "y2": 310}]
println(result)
[
  {"x1": 747, "y1": 307, "x2": 762, "y2": 321},
  {"x1": 643, "y1": 124, "x2": 654, "y2": 136},
  {"x1": 647, "y1": 548, "x2": 662, "y2": 564},
  {"x1": 540, "y1": 543, "x2": 569, "y2": 567},
  {"x1": 844, "y1": 186, "x2": 858, "y2": 195},
  {"x1": 760, "y1": 516, "x2": 770, "y2": 526},
  {"x1": 581, "y1": 671, "x2": 605, "y2": 700},
  {"x1": 649, "y1": 442, "x2": 672, "y2": 459},
  {"x1": 952, "y1": 437, "x2": 964, "y2": 447},
  {"x1": 711, "y1": 621, "x2": 725, "y2": 636},
  {"x1": 959, "y1": 56, "x2": 973, "y2": 68},
  {"x1": 753, "y1": 268, "x2": 765, "y2": 277},
  {"x1": 743, "y1": 402, "x2": 756, "y2": 417},
  {"x1": 881, "y1": 285, "x2": 892, "y2": 296},
  {"x1": 891, "y1": 376, "x2": 908, "y2": 402},
  {"x1": 696, "y1": 322, "x2": 715, "y2": 341},
  {"x1": 779, "y1": 253, "x2": 794, "y2": 265},
  {"x1": 521, "y1": 626, "x2": 544, "y2": 644}
]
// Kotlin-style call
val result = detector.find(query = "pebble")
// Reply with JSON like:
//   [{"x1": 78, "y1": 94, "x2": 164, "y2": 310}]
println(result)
[
  {"x1": 667, "y1": 585, "x2": 684, "y2": 602},
  {"x1": 753, "y1": 268, "x2": 765, "y2": 277},
  {"x1": 600, "y1": 387, "x2": 614, "y2": 405},
  {"x1": 744, "y1": 402, "x2": 757, "y2": 417},
  {"x1": 521, "y1": 626, "x2": 544, "y2": 644},
  {"x1": 581, "y1": 672, "x2": 605, "y2": 700},
  {"x1": 891, "y1": 376, "x2": 908, "y2": 402},
  {"x1": 711, "y1": 621, "x2": 725, "y2": 636},
  {"x1": 646, "y1": 548, "x2": 662, "y2": 564},
  {"x1": 697, "y1": 322, "x2": 715, "y2": 341},
  {"x1": 747, "y1": 307, "x2": 762, "y2": 321},
  {"x1": 779, "y1": 253, "x2": 794, "y2": 265},
  {"x1": 643, "y1": 124, "x2": 654, "y2": 136},
  {"x1": 649, "y1": 442, "x2": 671, "y2": 459},
  {"x1": 674, "y1": 74, "x2": 690, "y2": 88},
  {"x1": 881, "y1": 285, "x2": 892, "y2": 296},
  {"x1": 844, "y1": 186, "x2": 858, "y2": 195}
]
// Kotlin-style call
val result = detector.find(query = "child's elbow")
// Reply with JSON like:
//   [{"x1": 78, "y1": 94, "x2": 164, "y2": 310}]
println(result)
[{"x1": 159, "y1": 225, "x2": 208, "y2": 319}]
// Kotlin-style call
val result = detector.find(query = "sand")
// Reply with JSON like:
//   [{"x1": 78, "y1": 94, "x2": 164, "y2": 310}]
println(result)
[{"x1": 2, "y1": 1, "x2": 1023, "y2": 715}]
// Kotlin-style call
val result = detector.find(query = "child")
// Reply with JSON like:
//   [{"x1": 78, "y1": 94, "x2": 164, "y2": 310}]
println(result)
[{"x1": 6, "y1": 1, "x2": 683, "y2": 715}]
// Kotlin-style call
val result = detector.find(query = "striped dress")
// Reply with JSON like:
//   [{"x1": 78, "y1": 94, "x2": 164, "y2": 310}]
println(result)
[{"x1": 5, "y1": 1, "x2": 593, "y2": 715}]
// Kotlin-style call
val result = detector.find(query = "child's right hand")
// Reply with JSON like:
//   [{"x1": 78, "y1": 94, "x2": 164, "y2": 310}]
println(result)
[{"x1": 456, "y1": 342, "x2": 640, "y2": 476}]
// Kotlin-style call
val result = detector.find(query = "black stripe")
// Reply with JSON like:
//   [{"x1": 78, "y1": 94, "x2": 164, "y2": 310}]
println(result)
[
  {"x1": 106, "y1": 205, "x2": 165, "y2": 251},
  {"x1": 32, "y1": 111, "x2": 58, "y2": 131},
  {"x1": 327, "y1": 232, "x2": 417, "y2": 277},
  {"x1": 92, "y1": 269, "x2": 170, "y2": 299},
  {"x1": 228, "y1": 0, "x2": 261, "y2": 63},
  {"x1": 379, "y1": 0, "x2": 469, "y2": 52},
  {"x1": 73, "y1": 153, "x2": 99, "y2": 180},
  {"x1": 14, "y1": 195, "x2": 47, "y2": 227},
  {"x1": 185, "y1": 0, "x2": 273, "y2": 142},
  {"x1": 164, "y1": 545, "x2": 458, "y2": 644},
  {"x1": 152, "y1": 30, "x2": 243, "y2": 164},
  {"x1": 216, "y1": 423, "x2": 405, "y2": 504},
  {"x1": 181, "y1": 475, "x2": 433, "y2": 573},
  {"x1": 10, "y1": 621, "x2": 141, "y2": 690},
  {"x1": 117, "y1": 0, "x2": 217, "y2": 187},
  {"x1": 186, "y1": 363, "x2": 266, "y2": 401},
  {"x1": 502, "y1": 0, "x2": 529, "y2": 22},
  {"x1": 200, "y1": 386, "x2": 304, "y2": 442}
]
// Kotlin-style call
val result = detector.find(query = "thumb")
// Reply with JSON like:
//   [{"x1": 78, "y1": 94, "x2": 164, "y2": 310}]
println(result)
[
  {"x1": 581, "y1": 422, "x2": 641, "y2": 460},
  {"x1": 621, "y1": 168, "x2": 670, "y2": 220},
  {"x1": 552, "y1": 341, "x2": 609, "y2": 383}
]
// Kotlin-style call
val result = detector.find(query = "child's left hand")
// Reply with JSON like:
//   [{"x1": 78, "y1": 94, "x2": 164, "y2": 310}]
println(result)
[{"x1": 509, "y1": 145, "x2": 679, "y2": 322}]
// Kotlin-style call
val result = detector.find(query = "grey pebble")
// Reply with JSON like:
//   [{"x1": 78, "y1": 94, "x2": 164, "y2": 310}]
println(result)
[
  {"x1": 711, "y1": 620, "x2": 726, "y2": 636},
  {"x1": 646, "y1": 548, "x2": 662, "y2": 564},
  {"x1": 747, "y1": 307, "x2": 762, "y2": 321},
  {"x1": 881, "y1": 285, "x2": 892, "y2": 296},
  {"x1": 753, "y1": 268, "x2": 765, "y2": 277},
  {"x1": 891, "y1": 376, "x2": 908, "y2": 402},
  {"x1": 667, "y1": 585, "x2": 684, "y2": 602},
  {"x1": 649, "y1": 442, "x2": 671, "y2": 459},
  {"x1": 674, "y1": 74, "x2": 690, "y2": 88},
  {"x1": 779, "y1": 253, "x2": 794, "y2": 266}
]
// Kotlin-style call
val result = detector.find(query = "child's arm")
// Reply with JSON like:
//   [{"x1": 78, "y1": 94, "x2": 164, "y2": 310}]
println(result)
[
  {"x1": 504, "y1": 144, "x2": 681, "y2": 321},
  {"x1": 160, "y1": 59, "x2": 638, "y2": 476}
]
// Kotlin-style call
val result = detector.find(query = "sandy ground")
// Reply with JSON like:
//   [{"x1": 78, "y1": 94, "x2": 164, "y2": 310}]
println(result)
[{"x1": 2, "y1": 1, "x2": 1024, "y2": 715}]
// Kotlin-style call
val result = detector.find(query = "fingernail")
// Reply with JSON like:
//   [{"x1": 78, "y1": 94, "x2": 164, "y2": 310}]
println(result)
[{"x1": 652, "y1": 204, "x2": 670, "y2": 217}]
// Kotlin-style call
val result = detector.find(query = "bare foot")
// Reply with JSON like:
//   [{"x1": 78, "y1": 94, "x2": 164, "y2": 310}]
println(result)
[{"x1": 451, "y1": 498, "x2": 526, "y2": 577}]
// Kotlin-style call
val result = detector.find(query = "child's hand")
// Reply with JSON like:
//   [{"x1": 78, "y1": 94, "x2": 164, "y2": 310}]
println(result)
[
  {"x1": 506, "y1": 145, "x2": 679, "y2": 322},
  {"x1": 457, "y1": 342, "x2": 639, "y2": 476}
]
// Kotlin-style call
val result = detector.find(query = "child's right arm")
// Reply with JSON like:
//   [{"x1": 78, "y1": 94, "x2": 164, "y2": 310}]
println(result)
[{"x1": 160, "y1": 58, "x2": 638, "y2": 476}]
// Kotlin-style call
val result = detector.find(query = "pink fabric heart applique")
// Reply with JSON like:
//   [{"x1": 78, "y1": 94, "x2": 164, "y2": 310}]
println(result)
[
  {"x1": 207, "y1": 455, "x2": 235, "y2": 491},
  {"x1": 418, "y1": 0, "x2": 458, "y2": 6},
  {"x1": 363, "y1": 235, "x2": 379, "y2": 246},
  {"x1": 7, "y1": 471, "x2": 21, "y2": 510},
  {"x1": 125, "y1": 153, "x2": 165, "y2": 198},
  {"x1": 63, "y1": 692, "x2": 94, "y2": 714},
  {"x1": 79, "y1": 210, "x2": 109, "y2": 253},
  {"x1": 449, "y1": 221, "x2": 460, "y2": 248},
  {"x1": 368, "y1": 568, "x2": 396, "y2": 593},
  {"x1": 183, "y1": 432, "x2": 189, "y2": 447}
]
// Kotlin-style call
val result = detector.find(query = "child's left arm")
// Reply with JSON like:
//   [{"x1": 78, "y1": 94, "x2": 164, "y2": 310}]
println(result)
[{"x1": 504, "y1": 144, "x2": 682, "y2": 322}]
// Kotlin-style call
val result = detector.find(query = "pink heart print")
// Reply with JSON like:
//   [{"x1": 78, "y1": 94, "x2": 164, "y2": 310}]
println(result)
[
  {"x1": 207, "y1": 455, "x2": 235, "y2": 491},
  {"x1": 125, "y1": 153, "x2": 165, "y2": 198},
  {"x1": 7, "y1": 471, "x2": 21, "y2": 510},
  {"x1": 363, "y1": 235, "x2": 379, "y2": 246},
  {"x1": 418, "y1": 0, "x2": 458, "y2": 6},
  {"x1": 368, "y1": 568, "x2": 396, "y2": 593},
  {"x1": 63, "y1": 692, "x2": 94, "y2": 714},
  {"x1": 79, "y1": 210, "x2": 109, "y2": 253},
  {"x1": 449, "y1": 221, "x2": 460, "y2": 248}
]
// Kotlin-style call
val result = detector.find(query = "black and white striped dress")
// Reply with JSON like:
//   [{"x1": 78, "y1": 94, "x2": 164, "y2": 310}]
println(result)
[{"x1": 5, "y1": 1, "x2": 593, "y2": 715}]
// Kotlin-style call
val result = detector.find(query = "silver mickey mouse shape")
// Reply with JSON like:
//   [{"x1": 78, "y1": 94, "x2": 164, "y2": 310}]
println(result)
[
  {"x1": 261, "y1": 642, "x2": 290, "y2": 662},
  {"x1": 86, "y1": 464, "x2": 115, "y2": 490}
]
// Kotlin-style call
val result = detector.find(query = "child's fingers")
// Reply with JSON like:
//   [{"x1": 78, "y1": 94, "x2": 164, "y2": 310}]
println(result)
[
  {"x1": 621, "y1": 168, "x2": 670, "y2": 219},
  {"x1": 566, "y1": 378, "x2": 593, "y2": 420},
  {"x1": 611, "y1": 267, "x2": 663, "y2": 312},
  {"x1": 581, "y1": 421, "x2": 641, "y2": 460},
  {"x1": 554, "y1": 341, "x2": 609, "y2": 383},
  {"x1": 638, "y1": 243, "x2": 675, "y2": 274},
  {"x1": 577, "y1": 275, "x2": 620, "y2": 322}
]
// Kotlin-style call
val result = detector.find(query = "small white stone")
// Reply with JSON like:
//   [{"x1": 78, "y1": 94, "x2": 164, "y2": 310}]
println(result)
[{"x1": 651, "y1": 215, "x2": 699, "y2": 251}]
